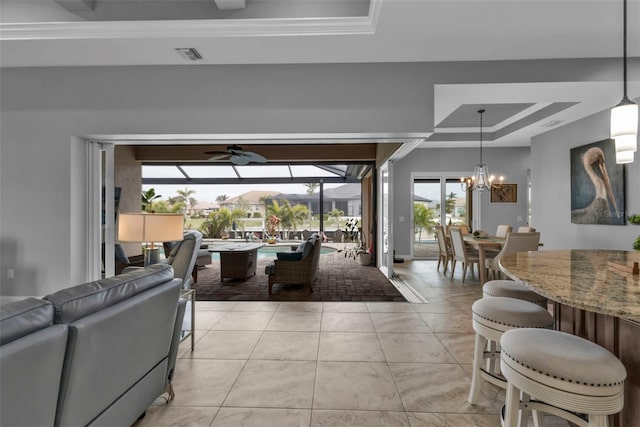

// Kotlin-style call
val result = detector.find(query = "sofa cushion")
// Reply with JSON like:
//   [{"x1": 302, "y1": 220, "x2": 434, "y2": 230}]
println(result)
[
  {"x1": 277, "y1": 251, "x2": 303, "y2": 261},
  {"x1": 0, "y1": 298, "x2": 54, "y2": 345},
  {"x1": 301, "y1": 240, "x2": 315, "y2": 258},
  {"x1": 44, "y1": 264, "x2": 176, "y2": 324}
]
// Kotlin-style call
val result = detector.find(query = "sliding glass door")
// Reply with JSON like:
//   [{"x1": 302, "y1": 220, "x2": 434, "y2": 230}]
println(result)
[{"x1": 412, "y1": 174, "x2": 469, "y2": 259}]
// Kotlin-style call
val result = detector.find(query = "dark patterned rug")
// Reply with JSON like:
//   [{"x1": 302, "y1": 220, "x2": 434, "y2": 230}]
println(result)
[{"x1": 192, "y1": 252, "x2": 406, "y2": 302}]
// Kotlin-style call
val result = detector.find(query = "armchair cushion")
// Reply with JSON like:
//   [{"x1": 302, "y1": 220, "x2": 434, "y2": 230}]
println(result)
[{"x1": 277, "y1": 252, "x2": 303, "y2": 261}]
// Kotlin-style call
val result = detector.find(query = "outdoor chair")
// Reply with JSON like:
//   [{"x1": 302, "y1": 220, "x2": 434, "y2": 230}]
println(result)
[{"x1": 265, "y1": 233, "x2": 321, "y2": 294}]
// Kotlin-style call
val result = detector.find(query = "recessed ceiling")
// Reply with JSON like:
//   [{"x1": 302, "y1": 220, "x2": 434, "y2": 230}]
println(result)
[{"x1": 52, "y1": 0, "x2": 370, "y2": 22}]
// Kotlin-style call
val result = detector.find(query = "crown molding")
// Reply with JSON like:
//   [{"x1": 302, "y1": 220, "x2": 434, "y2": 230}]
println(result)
[{"x1": 0, "y1": 0, "x2": 382, "y2": 41}]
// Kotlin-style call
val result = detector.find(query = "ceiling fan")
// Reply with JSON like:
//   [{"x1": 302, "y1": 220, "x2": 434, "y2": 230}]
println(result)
[{"x1": 204, "y1": 145, "x2": 267, "y2": 165}]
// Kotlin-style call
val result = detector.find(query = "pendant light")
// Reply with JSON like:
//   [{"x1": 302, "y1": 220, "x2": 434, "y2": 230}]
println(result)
[
  {"x1": 611, "y1": 0, "x2": 638, "y2": 164},
  {"x1": 461, "y1": 109, "x2": 504, "y2": 191}
]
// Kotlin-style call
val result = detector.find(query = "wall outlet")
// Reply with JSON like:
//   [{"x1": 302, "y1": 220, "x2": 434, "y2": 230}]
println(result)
[
  {"x1": 7, "y1": 268, "x2": 15, "y2": 279},
  {"x1": 516, "y1": 216, "x2": 523, "y2": 222}
]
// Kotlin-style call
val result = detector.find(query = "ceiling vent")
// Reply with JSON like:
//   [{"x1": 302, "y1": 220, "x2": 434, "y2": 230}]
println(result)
[
  {"x1": 175, "y1": 48, "x2": 203, "y2": 61},
  {"x1": 541, "y1": 120, "x2": 563, "y2": 128}
]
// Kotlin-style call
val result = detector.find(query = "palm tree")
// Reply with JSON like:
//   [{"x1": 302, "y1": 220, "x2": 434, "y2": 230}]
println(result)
[
  {"x1": 304, "y1": 183, "x2": 319, "y2": 194},
  {"x1": 414, "y1": 203, "x2": 436, "y2": 242},
  {"x1": 215, "y1": 194, "x2": 229, "y2": 202},
  {"x1": 175, "y1": 187, "x2": 196, "y2": 214}
]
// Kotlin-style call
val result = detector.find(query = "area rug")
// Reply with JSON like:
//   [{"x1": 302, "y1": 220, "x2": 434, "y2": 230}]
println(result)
[{"x1": 192, "y1": 252, "x2": 406, "y2": 302}]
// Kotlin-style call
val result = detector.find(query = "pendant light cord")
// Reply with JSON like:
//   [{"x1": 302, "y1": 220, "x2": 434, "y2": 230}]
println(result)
[
  {"x1": 478, "y1": 109, "x2": 485, "y2": 164},
  {"x1": 623, "y1": 0, "x2": 628, "y2": 98}
]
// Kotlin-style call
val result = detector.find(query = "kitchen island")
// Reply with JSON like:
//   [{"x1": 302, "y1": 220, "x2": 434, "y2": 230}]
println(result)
[{"x1": 500, "y1": 250, "x2": 640, "y2": 427}]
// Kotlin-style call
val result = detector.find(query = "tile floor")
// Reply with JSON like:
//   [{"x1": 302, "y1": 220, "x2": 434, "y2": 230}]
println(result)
[{"x1": 134, "y1": 261, "x2": 567, "y2": 427}]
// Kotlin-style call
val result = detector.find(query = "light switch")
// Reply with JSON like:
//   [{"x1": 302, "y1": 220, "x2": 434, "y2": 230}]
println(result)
[
  {"x1": 516, "y1": 216, "x2": 523, "y2": 222},
  {"x1": 399, "y1": 216, "x2": 405, "y2": 222}
]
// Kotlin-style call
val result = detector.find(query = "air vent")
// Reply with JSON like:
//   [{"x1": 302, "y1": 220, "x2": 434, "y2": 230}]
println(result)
[
  {"x1": 175, "y1": 48, "x2": 203, "y2": 61},
  {"x1": 541, "y1": 120, "x2": 563, "y2": 128}
]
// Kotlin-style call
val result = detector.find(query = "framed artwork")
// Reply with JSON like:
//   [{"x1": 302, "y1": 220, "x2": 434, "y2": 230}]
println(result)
[
  {"x1": 491, "y1": 184, "x2": 517, "y2": 203},
  {"x1": 570, "y1": 139, "x2": 625, "y2": 225}
]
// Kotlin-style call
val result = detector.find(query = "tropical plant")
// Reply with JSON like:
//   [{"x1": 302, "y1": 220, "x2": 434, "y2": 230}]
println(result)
[
  {"x1": 231, "y1": 208, "x2": 247, "y2": 236},
  {"x1": 344, "y1": 218, "x2": 359, "y2": 241},
  {"x1": 629, "y1": 214, "x2": 640, "y2": 225},
  {"x1": 141, "y1": 188, "x2": 161, "y2": 212},
  {"x1": 634, "y1": 235, "x2": 640, "y2": 251},
  {"x1": 148, "y1": 200, "x2": 184, "y2": 213},
  {"x1": 414, "y1": 203, "x2": 436, "y2": 241},
  {"x1": 199, "y1": 208, "x2": 233, "y2": 238},
  {"x1": 265, "y1": 214, "x2": 280, "y2": 238},
  {"x1": 215, "y1": 194, "x2": 229, "y2": 202},
  {"x1": 175, "y1": 187, "x2": 196, "y2": 214},
  {"x1": 445, "y1": 192, "x2": 457, "y2": 215},
  {"x1": 304, "y1": 183, "x2": 319, "y2": 194}
]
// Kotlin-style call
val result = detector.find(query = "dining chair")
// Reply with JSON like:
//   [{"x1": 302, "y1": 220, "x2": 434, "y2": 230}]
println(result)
[
  {"x1": 435, "y1": 225, "x2": 452, "y2": 273},
  {"x1": 496, "y1": 224, "x2": 513, "y2": 238},
  {"x1": 449, "y1": 227, "x2": 479, "y2": 283},
  {"x1": 517, "y1": 226, "x2": 535, "y2": 232},
  {"x1": 486, "y1": 232, "x2": 541, "y2": 280}
]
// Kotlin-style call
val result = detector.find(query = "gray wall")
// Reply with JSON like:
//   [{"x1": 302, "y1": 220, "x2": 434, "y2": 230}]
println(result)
[
  {"x1": 393, "y1": 147, "x2": 531, "y2": 257},
  {"x1": 0, "y1": 59, "x2": 628, "y2": 296},
  {"x1": 531, "y1": 109, "x2": 640, "y2": 250}
]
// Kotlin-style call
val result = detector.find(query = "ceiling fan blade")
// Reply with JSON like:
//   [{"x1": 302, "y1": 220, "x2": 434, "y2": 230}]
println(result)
[
  {"x1": 230, "y1": 154, "x2": 250, "y2": 165},
  {"x1": 243, "y1": 151, "x2": 267, "y2": 163},
  {"x1": 206, "y1": 152, "x2": 230, "y2": 161}
]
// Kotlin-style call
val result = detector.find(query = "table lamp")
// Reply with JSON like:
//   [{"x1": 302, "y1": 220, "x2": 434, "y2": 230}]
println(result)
[{"x1": 118, "y1": 213, "x2": 184, "y2": 265}]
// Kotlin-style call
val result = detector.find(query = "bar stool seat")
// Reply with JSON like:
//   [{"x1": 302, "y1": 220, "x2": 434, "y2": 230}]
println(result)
[
  {"x1": 501, "y1": 328, "x2": 626, "y2": 427},
  {"x1": 468, "y1": 297, "x2": 554, "y2": 409},
  {"x1": 483, "y1": 280, "x2": 547, "y2": 307}
]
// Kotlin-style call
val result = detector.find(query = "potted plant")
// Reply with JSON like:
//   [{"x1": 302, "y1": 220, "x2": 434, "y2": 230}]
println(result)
[
  {"x1": 343, "y1": 238, "x2": 371, "y2": 265},
  {"x1": 633, "y1": 235, "x2": 640, "y2": 252},
  {"x1": 265, "y1": 214, "x2": 280, "y2": 244}
]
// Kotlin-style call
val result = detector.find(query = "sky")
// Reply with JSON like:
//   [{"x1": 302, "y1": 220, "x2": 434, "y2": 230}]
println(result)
[{"x1": 142, "y1": 183, "x2": 344, "y2": 204}]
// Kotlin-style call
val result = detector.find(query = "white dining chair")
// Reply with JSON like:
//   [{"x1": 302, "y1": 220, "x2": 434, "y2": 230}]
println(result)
[
  {"x1": 517, "y1": 226, "x2": 535, "y2": 232},
  {"x1": 449, "y1": 227, "x2": 479, "y2": 283},
  {"x1": 486, "y1": 232, "x2": 540, "y2": 280},
  {"x1": 496, "y1": 224, "x2": 513, "y2": 238}
]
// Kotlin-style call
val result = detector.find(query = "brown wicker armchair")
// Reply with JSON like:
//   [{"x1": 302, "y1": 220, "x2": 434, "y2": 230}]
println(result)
[{"x1": 265, "y1": 234, "x2": 321, "y2": 294}]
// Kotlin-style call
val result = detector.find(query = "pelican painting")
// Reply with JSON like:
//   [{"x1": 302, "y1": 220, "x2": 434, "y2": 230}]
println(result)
[{"x1": 570, "y1": 140, "x2": 625, "y2": 225}]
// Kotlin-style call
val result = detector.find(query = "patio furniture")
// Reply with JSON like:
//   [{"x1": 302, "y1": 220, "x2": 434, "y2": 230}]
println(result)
[
  {"x1": 210, "y1": 243, "x2": 264, "y2": 281},
  {"x1": 265, "y1": 234, "x2": 321, "y2": 294}
]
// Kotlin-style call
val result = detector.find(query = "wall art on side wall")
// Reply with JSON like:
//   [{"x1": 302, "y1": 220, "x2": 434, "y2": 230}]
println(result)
[
  {"x1": 490, "y1": 184, "x2": 517, "y2": 203},
  {"x1": 570, "y1": 139, "x2": 625, "y2": 225}
]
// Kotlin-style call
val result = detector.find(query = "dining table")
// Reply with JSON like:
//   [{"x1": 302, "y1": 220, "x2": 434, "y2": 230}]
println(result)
[
  {"x1": 462, "y1": 234, "x2": 504, "y2": 285},
  {"x1": 499, "y1": 249, "x2": 640, "y2": 427}
]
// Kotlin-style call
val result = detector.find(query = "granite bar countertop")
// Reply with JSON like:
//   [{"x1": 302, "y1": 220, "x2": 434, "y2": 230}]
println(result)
[{"x1": 500, "y1": 250, "x2": 640, "y2": 323}]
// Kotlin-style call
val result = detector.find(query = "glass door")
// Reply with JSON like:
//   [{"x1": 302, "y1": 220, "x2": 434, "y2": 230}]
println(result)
[
  {"x1": 412, "y1": 175, "x2": 469, "y2": 259},
  {"x1": 412, "y1": 178, "x2": 441, "y2": 259}
]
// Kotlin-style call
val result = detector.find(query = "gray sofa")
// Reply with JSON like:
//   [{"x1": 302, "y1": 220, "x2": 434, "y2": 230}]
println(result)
[{"x1": 0, "y1": 264, "x2": 185, "y2": 427}]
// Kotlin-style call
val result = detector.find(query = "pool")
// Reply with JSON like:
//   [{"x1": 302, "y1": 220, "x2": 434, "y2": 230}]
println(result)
[{"x1": 208, "y1": 244, "x2": 337, "y2": 261}]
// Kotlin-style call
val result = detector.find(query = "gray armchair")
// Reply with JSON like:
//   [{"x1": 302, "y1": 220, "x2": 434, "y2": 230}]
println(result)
[
  {"x1": 163, "y1": 231, "x2": 203, "y2": 289},
  {"x1": 125, "y1": 231, "x2": 203, "y2": 289}
]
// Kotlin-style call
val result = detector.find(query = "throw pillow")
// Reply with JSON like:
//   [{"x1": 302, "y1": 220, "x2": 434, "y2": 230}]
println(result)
[{"x1": 277, "y1": 252, "x2": 303, "y2": 261}]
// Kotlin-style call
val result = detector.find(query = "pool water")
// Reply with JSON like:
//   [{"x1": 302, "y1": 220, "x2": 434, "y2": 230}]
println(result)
[{"x1": 208, "y1": 245, "x2": 337, "y2": 261}]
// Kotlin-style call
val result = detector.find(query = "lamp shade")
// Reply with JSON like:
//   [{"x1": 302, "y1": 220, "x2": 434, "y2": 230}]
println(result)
[
  {"x1": 615, "y1": 149, "x2": 635, "y2": 164},
  {"x1": 118, "y1": 213, "x2": 184, "y2": 243},
  {"x1": 611, "y1": 101, "x2": 638, "y2": 144}
]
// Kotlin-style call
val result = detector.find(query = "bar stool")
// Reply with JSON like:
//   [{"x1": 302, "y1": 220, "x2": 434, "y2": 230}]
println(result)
[
  {"x1": 483, "y1": 280, "x2": 547, "y2": 308},
  {"x1": 468, "y1": 297, "x2": 555, "y2": 413},
  {"x1": 501, "y1": 328, "x2": 626, "y2": 427}
]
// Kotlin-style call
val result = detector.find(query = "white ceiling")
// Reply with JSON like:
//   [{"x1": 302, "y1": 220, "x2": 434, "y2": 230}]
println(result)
[{"x1": 1, "y1": 0, "x2": 639, "y2": 148}]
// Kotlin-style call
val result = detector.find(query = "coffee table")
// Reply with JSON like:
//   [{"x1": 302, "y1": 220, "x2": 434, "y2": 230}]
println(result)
[{"x1": 209, "y1": 243, "x2": 265, "y2": 281}]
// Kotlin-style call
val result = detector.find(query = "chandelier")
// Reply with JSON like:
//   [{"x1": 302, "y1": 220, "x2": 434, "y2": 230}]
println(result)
[
  {"x1": 611, "y1": 0, "x2": 638, "y2": 164},
  {"x1": 461, "y1": 109, "x2": 504, "y2": 192}
]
